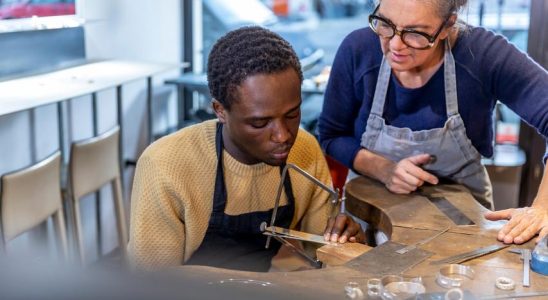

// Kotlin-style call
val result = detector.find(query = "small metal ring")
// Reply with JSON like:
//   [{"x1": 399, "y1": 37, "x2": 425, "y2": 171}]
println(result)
[
  {"x1": 444, "y1": 288, "x2": 464, "y2": 300},
  {"x1": 436, "y1": 264, "x2": 475, "y2": 288},
  {"x1": 367, "y1": 278, "x2": 381, "y2": 297},
  {"x1": 495, "y1": 277, "x2": 515, "y2": 290}
]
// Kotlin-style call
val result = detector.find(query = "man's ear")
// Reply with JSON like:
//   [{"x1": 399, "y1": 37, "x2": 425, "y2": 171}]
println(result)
[{"x1": 212, "y1": 99, "x2": 227, "y2": 123}]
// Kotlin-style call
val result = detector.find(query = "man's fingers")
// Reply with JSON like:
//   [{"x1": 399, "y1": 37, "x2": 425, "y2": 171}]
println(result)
[
  {"x1": 338, "y1": 221, "x2": 363, "y2": 244},
  {"x1": 324, "y1": 217, "x2": 335, "y2": 241},
  {"x1": 325, "y1": 214, "x2": 366, "y2": 244},
  {"x1": 329, "y1": 215, "x2": 349, "y2": 242}
]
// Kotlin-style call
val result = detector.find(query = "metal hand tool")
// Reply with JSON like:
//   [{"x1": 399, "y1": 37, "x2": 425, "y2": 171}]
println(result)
[
  {"x1": 260, "y1": 222, "x2": 333, "y2": 245},
  {"x1": 430, "y1": 244, "x2": 509, "y2": 265},
  {"x1": 508, "y1": 248, "x2": 531, "y2": 287},
  {"x1": 271, "y1": 234, "x2": 323, "y2": 268},
  {"x1": 260, "y1": 222, "x2": 326, "y2": 268},
  {"x1": 479, "y1": 291, "x2": 548, "y2": 299},
  {"x1": 265, "y1": 163, "x2": 340, "y2": 249}
]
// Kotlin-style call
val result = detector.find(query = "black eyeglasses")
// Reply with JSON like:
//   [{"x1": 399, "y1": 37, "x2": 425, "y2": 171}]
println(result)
[{"x1": 368, "y1": 5, "x2": 448, "y2": 50}]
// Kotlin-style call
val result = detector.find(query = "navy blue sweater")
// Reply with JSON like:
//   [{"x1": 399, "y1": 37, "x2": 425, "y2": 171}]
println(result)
[{"x1": 319, "y1": 26, "x2": 548, "y2": 169}]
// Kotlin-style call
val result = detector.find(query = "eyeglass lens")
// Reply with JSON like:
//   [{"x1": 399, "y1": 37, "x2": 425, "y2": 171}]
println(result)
[{"x1": 370, "y1": 17, "x2": 432, "y2": 49}]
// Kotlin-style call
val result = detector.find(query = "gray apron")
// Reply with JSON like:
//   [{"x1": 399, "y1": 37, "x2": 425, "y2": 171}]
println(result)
[{"x1": 360, "y1": 40, "x2": 493, "y2": 209}]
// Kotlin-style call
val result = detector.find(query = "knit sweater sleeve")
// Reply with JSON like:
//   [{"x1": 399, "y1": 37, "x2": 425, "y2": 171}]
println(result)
[
  {"x1": 128, "y1": 152, "x2": 185, "y2": 270},
  {"x1": 295, "y1": 132, "x2": 335, "y2": 236}
]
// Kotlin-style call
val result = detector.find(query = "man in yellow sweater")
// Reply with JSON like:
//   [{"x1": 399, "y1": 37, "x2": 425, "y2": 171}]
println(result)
[{"x1": 129, "y1": 26, "x2": 365, "y2": 271}]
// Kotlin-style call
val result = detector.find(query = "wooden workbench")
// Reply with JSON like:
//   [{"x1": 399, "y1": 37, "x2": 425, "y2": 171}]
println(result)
[{"x1": 174, "y1": 176, "x2": 548, "y2": 299}]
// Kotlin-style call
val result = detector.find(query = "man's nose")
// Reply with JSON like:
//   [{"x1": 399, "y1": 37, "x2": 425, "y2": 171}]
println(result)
[{"x1": 271, "y1": 120, "x2": 291, "y2": 143}]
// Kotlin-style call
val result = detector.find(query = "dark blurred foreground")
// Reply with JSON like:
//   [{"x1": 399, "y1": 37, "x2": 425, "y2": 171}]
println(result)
[{"x1": 0, "y1": 256, "x2": 323, "y2": 300}]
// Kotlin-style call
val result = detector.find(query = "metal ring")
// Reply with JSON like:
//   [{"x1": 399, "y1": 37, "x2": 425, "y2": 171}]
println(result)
[
  {"x1": 367, "y1": 278, "x2": 381, "y2": 297},
  {"x1": 436, "y1": 264, "x2": 475, "y2": 288},
  {"x1": 495, "y1": 277, "x2": 515, "y2": 290},
  {"x1": 444, "y1": 288, "x2": 464, "y2": 300}
]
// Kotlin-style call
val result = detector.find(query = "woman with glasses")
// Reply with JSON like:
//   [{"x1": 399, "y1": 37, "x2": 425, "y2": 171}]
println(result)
[{"x1": 318, "y1": 0, "x2": 548, "y2": 244}]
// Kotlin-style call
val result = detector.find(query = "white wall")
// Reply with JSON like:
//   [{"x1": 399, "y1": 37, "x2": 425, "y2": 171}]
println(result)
[
  {"x1": 0, "y1": 0, "x2": 184, "y2": 263},
  {"x1": 83, "y1": 0, "x2": 183, "y2": 159}
]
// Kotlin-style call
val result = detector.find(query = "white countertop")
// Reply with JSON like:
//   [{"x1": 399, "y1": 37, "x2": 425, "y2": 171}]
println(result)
[{"x1": 0, "y1": 60, "x2": 181, "y2": 116}]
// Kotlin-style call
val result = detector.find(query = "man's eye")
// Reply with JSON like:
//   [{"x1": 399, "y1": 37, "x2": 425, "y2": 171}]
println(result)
[
  {"x1": 286, "y1": 111, "x2": 300, "y2": 119},
  {"x1": 250, "y1": 121, "x2": 269, "y2": 128}
]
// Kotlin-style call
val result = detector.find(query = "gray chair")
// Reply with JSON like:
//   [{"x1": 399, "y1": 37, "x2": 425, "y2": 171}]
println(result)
[
  {"x1": 0, "y1": 151, "x2": 68, "y2": 259},
  {"x1": 69, "y1": 126, "x2": 128, "y2": 265}
]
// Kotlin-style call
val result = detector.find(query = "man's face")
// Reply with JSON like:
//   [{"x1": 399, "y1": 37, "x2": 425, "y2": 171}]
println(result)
[{"x1": 213, "y1": 68, "x2": 302, "y2": 166}]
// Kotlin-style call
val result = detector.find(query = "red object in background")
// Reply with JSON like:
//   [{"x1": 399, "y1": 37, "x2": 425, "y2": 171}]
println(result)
[
  {"x1": 271, "y1": 0, "x2": 289, "y2": 17},
  {"x1": 496, "y1": 122, "x2": 520, "y2": 145},
  {"x1": 325, "y1": 154, "x2": 348, "y2": 198},
  {"x1": 0, "y1": 1, "x2": 75, "y2": 20}
]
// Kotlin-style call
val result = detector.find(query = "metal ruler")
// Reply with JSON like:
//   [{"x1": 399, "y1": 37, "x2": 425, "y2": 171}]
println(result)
[
  {"x1": 508, "y1": 248, "x2": 531, "y2": 287},
  {"x1": 480, "y1": 291, "x2": 548, "y2": 299},
  {"x1": 431, "y1": 244, "x2": 509, "y2": 265}
]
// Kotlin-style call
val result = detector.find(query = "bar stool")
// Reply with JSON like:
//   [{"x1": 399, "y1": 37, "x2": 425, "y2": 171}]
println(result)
[
  {"x1": 69, "y1": 126, "x2": 128, "y2": 265},
  {"x1": 0, "y1": 151, "x2": 68, "y2": 259}
]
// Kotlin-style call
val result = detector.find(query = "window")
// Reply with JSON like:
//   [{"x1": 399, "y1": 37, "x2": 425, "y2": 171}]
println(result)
[{"x1": 0, "y1": 0, "x2": 75, "y2": 20}]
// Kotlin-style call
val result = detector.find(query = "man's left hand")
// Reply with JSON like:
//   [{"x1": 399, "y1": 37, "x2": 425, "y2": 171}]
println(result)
[{"x1": 323, "y1": 214, "x2": 366, "y2": 244}]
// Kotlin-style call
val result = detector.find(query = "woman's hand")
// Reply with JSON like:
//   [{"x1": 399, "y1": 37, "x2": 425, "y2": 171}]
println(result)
[
  {"x1": 484, "y1": 206, "x2": 548, "y2": 244},
  {"x1": 382, "y1": 153, "x2": 439, "y2": 194},
  {"x1": 353, "y1": 150, "x2": 439, "y2": 194},
  {"x1": 323, "y1": 214, "x2": 366, "y2": 244}
]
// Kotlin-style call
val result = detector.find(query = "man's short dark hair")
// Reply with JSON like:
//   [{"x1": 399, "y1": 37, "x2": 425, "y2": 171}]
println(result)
[{"x1": 207, "y1": 26, "x2": 303, "y2": 110}]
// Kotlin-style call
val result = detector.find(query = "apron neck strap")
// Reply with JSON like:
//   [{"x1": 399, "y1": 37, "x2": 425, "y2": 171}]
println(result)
[
  {"x1": 443, "y1": 38, "x2": 459, "y2": 117},
  {"x1": 370, "y1": 39, "x2": 459, "y2": 117},
  {"x1": 212, "y1": 122, "x2": 295, "y2": 213}
]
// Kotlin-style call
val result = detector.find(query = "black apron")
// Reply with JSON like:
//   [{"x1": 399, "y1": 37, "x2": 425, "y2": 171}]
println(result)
[{"x1": 185, "y1": 123, "x2": 295, "y2": 272}]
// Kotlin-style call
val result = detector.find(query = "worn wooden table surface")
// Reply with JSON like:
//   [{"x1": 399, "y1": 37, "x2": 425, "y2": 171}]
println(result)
[{"x1": 176, "y1": 176, "x2": 548, "y2": 299}]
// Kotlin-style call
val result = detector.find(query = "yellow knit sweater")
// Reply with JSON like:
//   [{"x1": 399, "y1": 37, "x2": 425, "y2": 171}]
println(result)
[{"x1": 129, "y1": 120, "x2": 334, "y2": 270}]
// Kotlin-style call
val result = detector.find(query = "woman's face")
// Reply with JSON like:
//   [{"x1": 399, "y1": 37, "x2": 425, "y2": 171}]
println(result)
[{"x1": 377, "y1": 0, "x2": 450, "y2": 73}]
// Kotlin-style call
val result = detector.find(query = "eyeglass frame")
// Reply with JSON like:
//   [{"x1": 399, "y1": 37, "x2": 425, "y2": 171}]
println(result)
[{"x1": 368, "y1": 4, "x2": 450, "y2": 50}]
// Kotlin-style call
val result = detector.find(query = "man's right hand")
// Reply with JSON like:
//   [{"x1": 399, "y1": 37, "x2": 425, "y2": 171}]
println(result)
[{"x1": 382, "y1": 153, "x2": 439, "y2": 194}]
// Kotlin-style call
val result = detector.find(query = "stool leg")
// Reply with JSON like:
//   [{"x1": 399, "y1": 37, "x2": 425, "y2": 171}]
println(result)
[
  {"x1": 72, "y1": 197, "x2": 86, "y2": 265},
  {"x1": 112, "y1": 178, "x2": 128, "y2": 262},
  {"x1": 53, "y1": 210, "x2": 69, "y2": 261}
]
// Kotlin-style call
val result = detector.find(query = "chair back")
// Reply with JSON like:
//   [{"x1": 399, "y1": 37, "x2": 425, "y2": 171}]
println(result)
[
  {"x1": 0, "y1": 151, "x2": 68, "y2": 257},
  {"x1": 70, "y1": 126, "x2": 120, "y2": 200},
  {"x1": 69, "y1": 126, "x2": 127, "y2": 265}
]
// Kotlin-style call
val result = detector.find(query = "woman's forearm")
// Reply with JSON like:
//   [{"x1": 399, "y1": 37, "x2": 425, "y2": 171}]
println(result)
[{"x1": 352, "y1": 148, "x2": 393, "y2": 184}]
